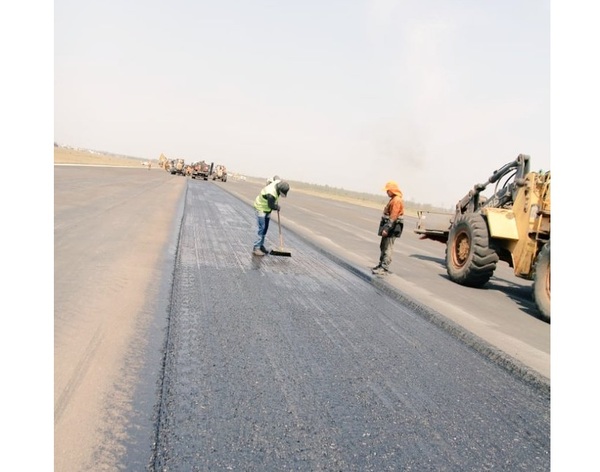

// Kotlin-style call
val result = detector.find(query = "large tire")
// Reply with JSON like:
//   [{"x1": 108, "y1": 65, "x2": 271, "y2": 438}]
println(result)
[
  {"x1": 533, "y1": 242, "x2": 551, "y2": 322},
  {"x1": 445, "y1": 213, "x2": 498, "y2": 287}
]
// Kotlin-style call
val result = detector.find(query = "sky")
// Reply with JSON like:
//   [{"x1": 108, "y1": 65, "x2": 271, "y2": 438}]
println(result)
[{"x1": 54, "y1": 0, "x2": 551, "y2": 208}]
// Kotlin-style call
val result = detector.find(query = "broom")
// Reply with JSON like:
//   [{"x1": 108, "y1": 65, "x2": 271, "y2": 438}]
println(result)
[{"x1": 270, "y1": 210, "x2": 292, "y2": 257}]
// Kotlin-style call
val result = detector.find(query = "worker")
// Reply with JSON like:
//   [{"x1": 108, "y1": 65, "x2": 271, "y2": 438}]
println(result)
[
  {"x1": 372, "y1": 181, "x2": 404, "y2": 275},
  {"x1": 252, "y1": 180, "x2": 290, "y2": 256}
]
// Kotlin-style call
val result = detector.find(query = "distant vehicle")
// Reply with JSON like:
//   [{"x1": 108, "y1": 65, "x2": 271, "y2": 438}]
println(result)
[
  {"x1": 191, "y1": 160, "x2": 213, "y2": 180},
  {"x1": 171, "y1": 158, "x2": 186, "y2": 176},
  {"x1": 158, "y1": 153, "x2": 168, "y2": 169},
  {"x1": 211, "y1": 164, "x2": 228, "y2": 182}
]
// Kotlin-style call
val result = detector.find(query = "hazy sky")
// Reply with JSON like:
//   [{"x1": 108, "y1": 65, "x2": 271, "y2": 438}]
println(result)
[{"x1": 54, "y1": 0, "x2": 550, "y2": 207}]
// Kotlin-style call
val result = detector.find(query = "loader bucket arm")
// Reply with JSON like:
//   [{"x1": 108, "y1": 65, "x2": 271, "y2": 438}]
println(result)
[
  {"x1": 487, "y1": 154, "x2": 530, "y2": 186},
  {"x1": 456, "y1": 154, "x2": 531, "y2": 214}
]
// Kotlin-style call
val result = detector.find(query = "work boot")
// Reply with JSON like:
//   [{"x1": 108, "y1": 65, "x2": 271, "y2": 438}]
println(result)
[
  {"x1": 260, "y1": 246, "x2": 269, "y2": 254},
  {"x1": 372, "y1": 266, "x2": 389, "y2": 275},
  {"x1": 252, "y1": 248, "x2": 265, "y2": 256},
  {"x1": 371, "y1": 264, "x2": 381, "y2": 271}
]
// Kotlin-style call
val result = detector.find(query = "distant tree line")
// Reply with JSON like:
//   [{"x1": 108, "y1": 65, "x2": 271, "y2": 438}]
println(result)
[{"x1": 286, "y1": 180, "x2": 453, "y2": 213}]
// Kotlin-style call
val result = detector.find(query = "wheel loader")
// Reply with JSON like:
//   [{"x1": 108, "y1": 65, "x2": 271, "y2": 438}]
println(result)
[{"x1": 414, "y1": 154, "x2": 551, "y2": 321}]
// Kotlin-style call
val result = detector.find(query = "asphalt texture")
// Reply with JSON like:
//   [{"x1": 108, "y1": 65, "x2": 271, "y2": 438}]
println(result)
[
  {"x1": 151, "y1": 179, "x2": 550, "y2": 471},
  {"x1": 222, "y1": 180, "x2": 550, "y2": 382}
]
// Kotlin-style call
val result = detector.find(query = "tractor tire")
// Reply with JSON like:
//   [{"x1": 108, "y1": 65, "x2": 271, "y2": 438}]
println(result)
[
  {"x1": 533, "y1": 242, "x2": 550, "y2": 322},
  {"x1": 445, "y1": 213, "x2": 498, "y2": 287}
]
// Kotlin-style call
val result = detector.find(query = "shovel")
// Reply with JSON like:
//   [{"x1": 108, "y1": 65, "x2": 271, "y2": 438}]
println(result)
[{"x1": 270, "y1": 211, "x2": 292, "y2": 257}]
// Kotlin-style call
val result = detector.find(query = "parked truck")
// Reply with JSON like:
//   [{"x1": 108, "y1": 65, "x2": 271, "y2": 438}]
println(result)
[
  {"x1": 191, "y1": 161, "x2": 213, "y2": 180},
  {"x1": 211, "y1": 164, "x2": 228, "y2": 182},
  {"x1": 170, "y1": 158, "x2": 186, "y2": 175},
  {"x1": 415, "y1": 154, "x2": 550, "y2": 321},
  {"x1": 164, "y1": 159, "x2": 175, "y2": 173}
]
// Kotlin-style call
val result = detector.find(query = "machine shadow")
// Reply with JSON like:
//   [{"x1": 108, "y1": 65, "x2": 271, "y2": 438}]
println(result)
[{"x1": 408, "y1": 254, "x2": 548, "y2": 324}]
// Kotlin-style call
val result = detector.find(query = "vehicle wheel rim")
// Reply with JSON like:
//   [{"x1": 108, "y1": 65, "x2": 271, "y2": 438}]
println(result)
[{"x1": 453, "y1": 231, "x2": 470, "y2": 268}]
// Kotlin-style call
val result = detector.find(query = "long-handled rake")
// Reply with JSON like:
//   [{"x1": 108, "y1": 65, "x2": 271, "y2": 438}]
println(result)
[{"x1": 270, "y1": 211, "x2": 292, "y2": 257}]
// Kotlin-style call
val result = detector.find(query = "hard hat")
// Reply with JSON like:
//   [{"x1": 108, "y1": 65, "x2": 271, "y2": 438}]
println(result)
[{"x1": 276, "y1": 181, "x2": 290, "y2": 197}]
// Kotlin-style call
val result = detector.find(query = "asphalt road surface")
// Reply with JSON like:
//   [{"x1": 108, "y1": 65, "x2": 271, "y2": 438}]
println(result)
[
  {"x1": 223, "y1": 179, "x2": 550, "y2": 382},
  {"x1": 54, "y1": 166, "x2": 549, "y2": 471}
]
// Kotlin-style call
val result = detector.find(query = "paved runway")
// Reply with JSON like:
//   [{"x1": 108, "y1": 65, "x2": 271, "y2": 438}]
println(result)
[{"x1": 152, "y1": 178, "x2": 549, "y2": 471}]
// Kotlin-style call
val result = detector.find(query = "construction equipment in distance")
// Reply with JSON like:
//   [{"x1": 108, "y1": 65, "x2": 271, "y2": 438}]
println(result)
[
  {"x1": 414, "y1": 154, "x2": 550, "y2": 321},
  {"x1": 211, "y1": 164, "x2": 228, "y2": 182},
  {"x1": 191, "y1": 161, "x2": 213, "y2": 180},
  {"x1": 170, "y1": 158, "x2": 186, "y2": 176}
]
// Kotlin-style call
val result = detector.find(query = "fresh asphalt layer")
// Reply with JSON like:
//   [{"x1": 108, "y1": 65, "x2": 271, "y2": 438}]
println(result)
[
  {"x1": 221, "y1": 178, "x2": 550, "y2": 384},
  {"x1": 151, "y1": 178, "x2": 549, "y2": 471}
]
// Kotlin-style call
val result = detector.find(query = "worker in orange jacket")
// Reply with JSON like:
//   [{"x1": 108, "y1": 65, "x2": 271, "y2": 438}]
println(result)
[{"x1": 372, "y1": 181, "x2": 404, "y2": 275}]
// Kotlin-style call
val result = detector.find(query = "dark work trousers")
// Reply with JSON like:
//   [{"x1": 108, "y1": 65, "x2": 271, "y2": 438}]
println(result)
[{"x1": 378, "y1": 235, "x2": 396, "y2": 270}]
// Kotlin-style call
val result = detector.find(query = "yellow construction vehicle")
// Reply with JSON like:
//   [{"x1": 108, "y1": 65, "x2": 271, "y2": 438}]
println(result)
[
  {"x1": 415, "y1": 154, "x2": 550, "y2": 321},
  {"x1": 158, "y1": 153, "x2": 168, "y2": 169}
]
